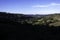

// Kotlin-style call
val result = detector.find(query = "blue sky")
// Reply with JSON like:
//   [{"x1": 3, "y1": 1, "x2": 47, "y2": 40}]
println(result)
[{"x1": 0, "y1": 0, "x2": 60, "y2": 14}]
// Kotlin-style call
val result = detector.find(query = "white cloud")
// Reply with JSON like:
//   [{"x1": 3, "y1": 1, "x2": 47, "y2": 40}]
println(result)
[
  {"x1": 32, "y1": 5, "x2": 49, "y2": 7},
  {"x1": 32, "y1": 3, "x2": 60, "y2": 7},
  {"x1": 51, "y1": 3, "x2": 60, "y2": 5}
]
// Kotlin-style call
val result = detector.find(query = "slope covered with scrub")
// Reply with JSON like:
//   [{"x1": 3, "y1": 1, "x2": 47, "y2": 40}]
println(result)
[
  {"x1": 0, "y1": 12, "x2": 60, "y2": 27},
  {"x1": 30, "y1": 14, "x2": 60, "y2": 27},
  {"x1": 18, "y1": 13, "x2": 60, "y2": 27},
  {"x1": 0, "y1": 12, "x2": 60, "y2": 40}
]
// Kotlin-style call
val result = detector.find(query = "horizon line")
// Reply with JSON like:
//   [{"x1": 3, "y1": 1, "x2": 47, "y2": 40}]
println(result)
[{"x1": 0, "y1": 11, "x2": 60, "y2": 15}]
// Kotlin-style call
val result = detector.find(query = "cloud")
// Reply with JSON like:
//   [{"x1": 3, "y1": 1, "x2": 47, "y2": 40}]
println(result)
[
  {"x1": 32, "y1": 5, "x2": 49, "y2": 7},
  {"x1": 32, "y1": 3, "x2": 60, "y2": 7},
  {"x1": 51, "y1": 3, "x2": 60, "y2": 5}
]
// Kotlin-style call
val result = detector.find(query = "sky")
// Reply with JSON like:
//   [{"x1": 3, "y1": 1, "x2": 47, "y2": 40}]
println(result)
[{"x1": 0, "y1": 0, "x2": 60, "y2": 14}]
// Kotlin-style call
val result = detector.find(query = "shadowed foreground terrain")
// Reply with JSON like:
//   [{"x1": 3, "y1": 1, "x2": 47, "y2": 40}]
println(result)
[{"x1": 0, "y1": 12, "x2": 60, "y2": 40}]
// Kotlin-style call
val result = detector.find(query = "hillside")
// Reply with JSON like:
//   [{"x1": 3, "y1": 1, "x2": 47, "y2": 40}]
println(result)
[
  {"x1": 0, "y1": 12, "x2": 60, "y2": 40},
  {"x1": 0, "y1": 12, "x2": 60, "y2": 27}
]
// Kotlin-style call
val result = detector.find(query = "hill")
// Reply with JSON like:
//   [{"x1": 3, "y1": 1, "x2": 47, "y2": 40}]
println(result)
[
  {"x1": 0, "y1": 12, "x2": 60, "y2": 27},
  {"x1": 0, "y1": 12, "x2": 60, "y2": 40}
]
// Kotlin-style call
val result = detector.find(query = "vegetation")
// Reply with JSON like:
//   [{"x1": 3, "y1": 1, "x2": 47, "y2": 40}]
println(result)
[
  {"x1": 0, "y1": 12, "x2": 60, "y2": 40},
  {"x1": 0, "y1": 12, "x2": 60, "y2": 27},
  {"x1": 20, "y1": 14, "x2": 60, "y2": 27}
]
